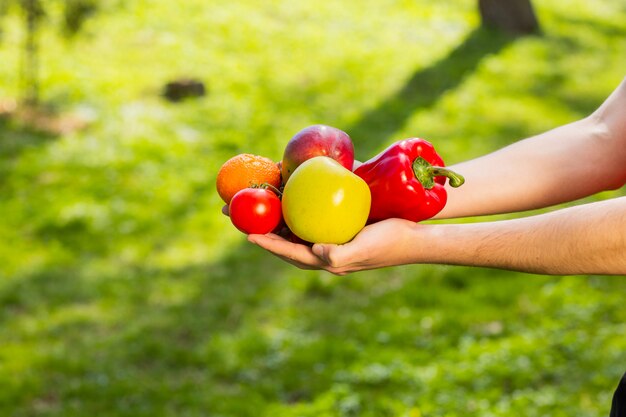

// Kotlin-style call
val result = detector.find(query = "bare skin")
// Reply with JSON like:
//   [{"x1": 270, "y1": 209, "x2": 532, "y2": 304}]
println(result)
[{"x1": 247, "y1": 77, "x2": 626, "y2": 275}]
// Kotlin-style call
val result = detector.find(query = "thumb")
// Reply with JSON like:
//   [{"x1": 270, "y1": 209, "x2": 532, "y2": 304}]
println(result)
[{"x1": 312, "y1": 243, "x2": 343, "y2": 267}]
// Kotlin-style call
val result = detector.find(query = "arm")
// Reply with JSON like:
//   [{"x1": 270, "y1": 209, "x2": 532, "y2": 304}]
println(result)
[
  {"x1": 250, "y1": 196, "x2": 626, "y2": 275},
  {"x1": 248, "y1": 77, "x2": 626, "y2": 275},
  {"x1": 436, "y1": 77, "x2": 626, "y2": 219}
]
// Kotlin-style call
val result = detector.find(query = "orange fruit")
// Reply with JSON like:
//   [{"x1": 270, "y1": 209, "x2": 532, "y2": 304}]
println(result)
[{"x1": 216, "y1": 153, "x2": 282, "y2": 204}]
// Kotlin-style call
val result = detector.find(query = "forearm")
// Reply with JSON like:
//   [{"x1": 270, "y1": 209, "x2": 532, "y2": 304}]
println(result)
[
  {"x1": 416, "y1": 197, "x2": 626, "y2": 275},
  {"x1": 436, "y1": 78, "x2": 626, "y2": 219},
  {"x1": 248, "y1": 197, "x2": 626, "y2": 276}
]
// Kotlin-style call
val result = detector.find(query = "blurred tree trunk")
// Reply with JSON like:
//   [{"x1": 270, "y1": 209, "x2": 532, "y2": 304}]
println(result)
[
  {"x1": 10, "y1": 0, "x2": 98, "y2": 107},
  {"x1": 479, "y1": 0, "x2": 539, "y2": 35},
  {"x1": 22, "y1": 0, "x2": 40, "y2": 105}
]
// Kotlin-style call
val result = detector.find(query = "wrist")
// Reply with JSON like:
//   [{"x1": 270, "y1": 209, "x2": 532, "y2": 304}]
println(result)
[{"x1": 406, "y1": 222, "x2": 469, "y2": 266}]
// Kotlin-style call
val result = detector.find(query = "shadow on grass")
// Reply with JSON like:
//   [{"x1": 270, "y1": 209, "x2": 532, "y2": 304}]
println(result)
[
  {"x1": 0, "y1": 240, "x2": 298, "y2": 413},
  {"x1": 348, "y1": 27, "x2": 516, "y2": 159},
  {"x1": 6, "y1": 23, "x2": 626, "y2": 414},
  {"x1": 0, "y1": 233, "x2": 571, "y2": 415}
]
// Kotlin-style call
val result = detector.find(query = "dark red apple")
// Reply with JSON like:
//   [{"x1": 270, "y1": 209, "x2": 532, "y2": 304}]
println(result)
[{"x1": 281, "y1": 125, "x2": 354, "y2": 183}]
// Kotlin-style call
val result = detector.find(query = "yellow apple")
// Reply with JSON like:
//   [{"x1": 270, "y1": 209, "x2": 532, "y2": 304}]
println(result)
[{"x1": 282, "y1": 156, "x2": 371, "y2": 244}]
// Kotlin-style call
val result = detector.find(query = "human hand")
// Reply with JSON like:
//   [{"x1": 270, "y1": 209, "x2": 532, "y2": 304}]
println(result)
[{"x1": 247, "y1": 218, "x2": 420, "y2": 275}]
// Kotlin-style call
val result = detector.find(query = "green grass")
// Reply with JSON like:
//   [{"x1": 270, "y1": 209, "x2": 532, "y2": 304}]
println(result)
[{"x1": 1, "y1": 0, "x2": 626, "y2": 415}]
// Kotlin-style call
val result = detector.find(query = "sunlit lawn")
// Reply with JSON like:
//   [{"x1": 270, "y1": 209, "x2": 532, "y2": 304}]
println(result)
[{"x1": 1, "y1": 0, "x2": 625, "y2": 415}]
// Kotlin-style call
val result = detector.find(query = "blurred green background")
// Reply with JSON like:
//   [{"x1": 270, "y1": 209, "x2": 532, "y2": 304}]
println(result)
[{"x1": 1, "y1": 0, "x2": 626, "y2": 415}]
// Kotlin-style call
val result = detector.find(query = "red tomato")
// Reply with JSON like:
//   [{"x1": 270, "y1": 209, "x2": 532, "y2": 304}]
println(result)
[{"x1": 229, "y1": 188, "x2": 282, "y2": 234}]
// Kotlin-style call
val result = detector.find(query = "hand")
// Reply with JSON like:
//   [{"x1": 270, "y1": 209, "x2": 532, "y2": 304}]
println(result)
[{"x1": 247, "y1": 218, "x2": 420, "y2": 275}]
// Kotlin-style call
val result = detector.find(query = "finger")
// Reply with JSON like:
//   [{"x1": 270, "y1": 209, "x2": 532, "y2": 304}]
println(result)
[
  {"x1": 312, "y1": 243, "x2": 351, "y2": 268},
  {"x1": 274, "y1": 253, "x2": 320, "y2": 270},
  {"x1": 251, "y1": 235, "x2": 353, "y2": 273},
  {"x1": 312, "y1": 244, "x2": 333, "y2": 264},
  {"x1": 248, "y1": 234, "x2": 327, "y2": 268}
]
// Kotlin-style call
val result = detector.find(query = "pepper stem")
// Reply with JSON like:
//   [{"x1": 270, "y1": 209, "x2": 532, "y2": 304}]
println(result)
[{"x1": 413, "y1": 157, "x2": 465, "y2": 189}]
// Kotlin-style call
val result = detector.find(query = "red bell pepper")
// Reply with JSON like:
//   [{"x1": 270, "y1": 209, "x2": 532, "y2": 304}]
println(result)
[{"x1": 353, "y1": 138, "x2": 464, "y2": 222}]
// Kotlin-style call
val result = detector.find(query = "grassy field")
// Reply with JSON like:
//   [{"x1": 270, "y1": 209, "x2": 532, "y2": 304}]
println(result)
[{"x1": 1, "y1": 0, "x2": 626, "y2": 415}]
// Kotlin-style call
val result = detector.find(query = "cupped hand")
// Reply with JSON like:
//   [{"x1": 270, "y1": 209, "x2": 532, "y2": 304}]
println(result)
[{"x1": 247, "y1": 218, "x2": 420, "y2": 275}]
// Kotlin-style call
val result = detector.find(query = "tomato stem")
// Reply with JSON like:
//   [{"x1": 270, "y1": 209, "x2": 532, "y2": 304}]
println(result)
[{"x1": 256, "y1": 182, "x2": 283, "y2": 198}]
